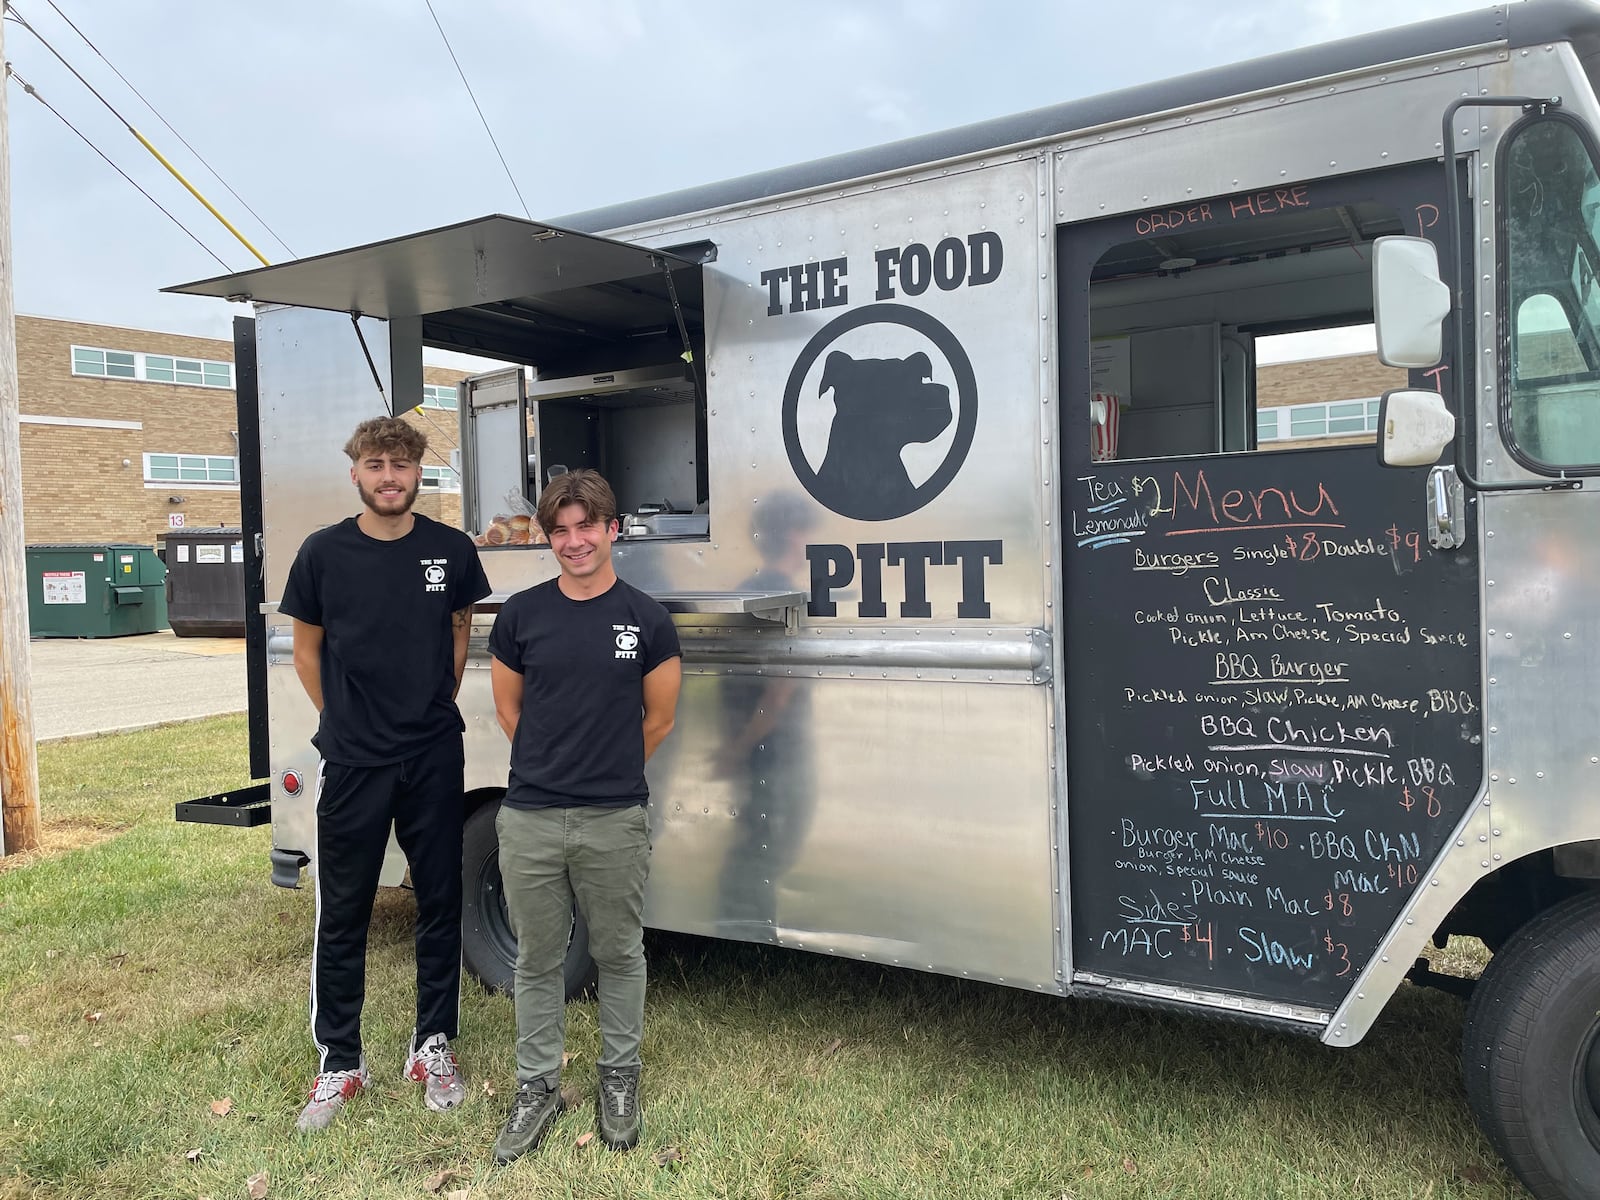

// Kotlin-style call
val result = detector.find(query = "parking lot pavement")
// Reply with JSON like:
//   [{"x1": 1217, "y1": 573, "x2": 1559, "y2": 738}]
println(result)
[{"x1": 27, "y1": 631, "x2": 248, "y2": 742}]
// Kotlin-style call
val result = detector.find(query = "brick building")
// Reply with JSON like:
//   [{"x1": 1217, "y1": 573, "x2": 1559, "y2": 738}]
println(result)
[
  {"x1": 15, "y1": 315, "x2": 466, "y2": 548},
  {"x1": 1256, "y1": 345, "x2": 1407, "y2": 451}
]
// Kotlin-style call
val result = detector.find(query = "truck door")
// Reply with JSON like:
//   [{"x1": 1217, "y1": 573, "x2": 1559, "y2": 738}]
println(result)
[
  {"x1": 459, "y1": 366, "x2": 530, "y2": 538},
  {"x1": 1057, "y1": 161, "x2": 1484, "y2": 1022}
]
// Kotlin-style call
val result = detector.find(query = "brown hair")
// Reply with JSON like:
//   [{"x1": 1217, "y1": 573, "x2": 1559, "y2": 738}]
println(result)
[
  {"x1": 536, "y1": 468, "x2": 617, "y2": 534},
  {"x1": 343, "y1": 417, "x2": 427, "y2": 463}
]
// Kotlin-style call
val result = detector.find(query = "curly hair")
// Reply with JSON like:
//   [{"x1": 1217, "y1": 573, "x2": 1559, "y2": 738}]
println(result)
[{"x1": 342, "y1": 416, "x2": 428, "y2": 463}]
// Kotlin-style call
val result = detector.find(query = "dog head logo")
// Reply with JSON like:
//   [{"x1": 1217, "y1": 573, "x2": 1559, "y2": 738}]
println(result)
[{"x1": 782, "y1": 304, "x2": 978, "y2": 521}]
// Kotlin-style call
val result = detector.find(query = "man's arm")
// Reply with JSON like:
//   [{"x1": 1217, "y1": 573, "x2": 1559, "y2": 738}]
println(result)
[
  {"x1": 291, "y1": 618, "x2": 325, "y2": 713},
  {"x1": 491, "y1": 657, "x2": 524, "y2": 742},
  {"x1": 451, "y1": 607, "x2": 473, "y2": 698},
  {"x1": 641, "y1": 656, "x2": 682, "y2": 762}
]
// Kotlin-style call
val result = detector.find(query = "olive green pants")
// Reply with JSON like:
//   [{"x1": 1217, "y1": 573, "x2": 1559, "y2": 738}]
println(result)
[{"x1": 495, "y1": 802, "x2": 650, "y2": 1086}]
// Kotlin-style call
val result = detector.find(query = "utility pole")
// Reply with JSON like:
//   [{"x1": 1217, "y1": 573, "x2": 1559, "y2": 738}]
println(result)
[{"x1": 0, "y1": 11, "x2": 42, "y2": 857}]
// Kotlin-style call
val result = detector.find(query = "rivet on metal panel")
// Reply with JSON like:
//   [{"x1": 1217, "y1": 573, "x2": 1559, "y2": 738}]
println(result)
[
  {"x1": 1381, "y1": 955, "x2": 1389, "y2": 963},
  {"x1": 1487, "y1": 581, "x2": 1495, "y2": 588},
  {"x1": 1537, "y1": 771, "x2": 1545, "y2": 779},
  {"x1": 1491, "y1": 773, "x2": 1500, "y2": 781},
  {"x1": 1493, "y1": 828, "x2": 1502, "y2": 837},
  {"x1": 1487, "y1": 531, "x2": 1495, "y2": 538},
  {"x1": 1494, "y1": 853, "x2": 1503, "y2": 862},
  {"x1": 1489, "y1": 725, "x2": 1498, "y2": 734},
  {"x1": 1566, "y1": 632, "x2": 1573, "y2": 640},
  {"x1": 1479, "y1": 834, "x2": 1488, "y2": 843},
  {"x1": 1482, "y1": 861, "x2": 1491, "y2": 868},
  {"x1": 1484, "y1": 798, "x2": 1493, "y2": 806},
  {"x1": 1381, "y1": 151, "x2": 1390, "y2": 160},
  {"x1": 1405, "y1": 918, "x2": 1414, "y2": 925},
  {"x1": 1430, "y1": 879, "x2": 1439, "y2": 887},
  {"x1": 1509, "y1": 777, "x2": 1517, "y2": 784},
  {"x1": 1506, "y1": 632, "x2": 1513, "y2": 639},
  {"x1": 1457, "y1": 839, "x2": 1466, "y2": 847}
]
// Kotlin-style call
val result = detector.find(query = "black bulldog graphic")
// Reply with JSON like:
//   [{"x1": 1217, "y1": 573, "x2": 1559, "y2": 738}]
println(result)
[{"x1": 814, "y1": 350, "x2": 952, "y2": 521}]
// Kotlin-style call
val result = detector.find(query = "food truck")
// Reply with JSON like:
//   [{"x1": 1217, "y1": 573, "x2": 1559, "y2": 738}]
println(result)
[{"x1": 172, "y1": 3, "x2": 1600, "y2": 1193}]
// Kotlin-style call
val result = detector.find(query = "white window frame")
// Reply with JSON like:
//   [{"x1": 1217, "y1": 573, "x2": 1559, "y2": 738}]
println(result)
[
  {"x1": 421, "y1": 464, "x2": 461, "y2": 492},
  {"x1": 72, "y1": 345, "x2": 234, "y2": 390},
  {"x1": 1257, "y1": 397, "x2": 1381, "y2": 443},
  {"x1": 421, "y1": 384, "x2": 459, "y2": 410},
  {"x1": 142, "y1": 452, "x2": 240, "y2": 490}
]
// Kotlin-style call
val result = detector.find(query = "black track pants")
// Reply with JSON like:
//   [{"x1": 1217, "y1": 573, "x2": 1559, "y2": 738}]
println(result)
[{"x1": 310, "y1": 735, "x2": 465, "y2": 1073}]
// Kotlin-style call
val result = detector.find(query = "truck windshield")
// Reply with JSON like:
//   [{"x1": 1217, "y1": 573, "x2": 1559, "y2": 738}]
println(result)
[{"x1": 1502, "y1": 114, "x2": 1600, "y2": 469}]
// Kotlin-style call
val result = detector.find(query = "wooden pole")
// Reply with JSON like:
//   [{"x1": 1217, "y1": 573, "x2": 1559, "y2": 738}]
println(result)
[{"x1": 0, "y1": 13, "x2": 42, "y2": 857}]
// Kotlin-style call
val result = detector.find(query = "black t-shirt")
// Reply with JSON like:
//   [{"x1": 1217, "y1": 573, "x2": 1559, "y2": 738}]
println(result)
[
  {"x1": 279, "y1": 514, "x2": 492, "y2": 766},
  {"x1": 488, "y1": 578, "x2": 680, "y2": 809}
]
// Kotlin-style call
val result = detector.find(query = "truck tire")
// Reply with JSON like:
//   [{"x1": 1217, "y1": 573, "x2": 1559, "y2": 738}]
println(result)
[
  {"x1": 460, "y1": 799, "x2": 596, "y2": 999},
  {"x1": 1461, "y1": 891, "x2": 1600, "y2": 1200}
]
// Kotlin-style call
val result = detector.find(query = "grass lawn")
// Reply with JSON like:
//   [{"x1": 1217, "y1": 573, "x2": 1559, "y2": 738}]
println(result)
[{"x1": 0, "y1": 715, "x2": 1519, "y2": 1199}]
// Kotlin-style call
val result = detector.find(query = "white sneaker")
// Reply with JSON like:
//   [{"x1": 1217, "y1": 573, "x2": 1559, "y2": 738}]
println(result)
[
  {"x1": 295, "y1": 1063, "x2": 369, "y2": 1132},
  {"x1": 404, "y1": 1033, "x2": 466, "y2": 1112}
]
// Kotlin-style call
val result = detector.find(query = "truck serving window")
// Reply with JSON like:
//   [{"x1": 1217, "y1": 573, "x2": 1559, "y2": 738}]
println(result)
[
  {"x1": 1502, "y1": 114, "x2": 1600, "y2": 471},
  {"x1": 1084, "y1": 194, "x2": 1405, "y2": 461}
]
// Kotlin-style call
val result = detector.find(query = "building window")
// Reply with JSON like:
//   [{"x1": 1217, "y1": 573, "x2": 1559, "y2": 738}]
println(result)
[
  {"x1": 421, "y1": 464, "x2": 460, "y2": 491},
  {"x1": 422, "y1": 384, "x2": 459, "y2": 410},
  {"x1": 73, "y1": 345, "x2": 233, "y2": 389},
  {"x1": 72, "y1": 347, "x2": 136, "y2": 379},
  {"x1": 1257, "y1": 398, "x2": 1381, "y2": 444},
  {"x1": 144, "y1": 453, "x2": 238, "y2": 483}
]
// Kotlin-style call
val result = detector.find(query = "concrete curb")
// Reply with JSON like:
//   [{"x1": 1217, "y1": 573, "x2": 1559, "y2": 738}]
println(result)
[{"x1": 37, "y1": 709, "x2": 248, "y2": 747}]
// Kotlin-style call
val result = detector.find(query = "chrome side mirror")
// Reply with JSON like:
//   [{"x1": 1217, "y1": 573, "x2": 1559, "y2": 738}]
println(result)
[
  {"x1": 1377, "y1": 389, "x2": 1456, "y2": 468},
  {"x1": 1372, "y1": 236, "x2": 1451, "y2": 368}
]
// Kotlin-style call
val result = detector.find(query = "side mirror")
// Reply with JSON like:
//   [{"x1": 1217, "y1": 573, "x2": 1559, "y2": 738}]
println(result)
[
  {"x1": 1377, "y1": 389, "x2": 1456, "y2": 468},
  {"x1": 1372, "y1": 236, "x2": 1451, "y2": 368}
]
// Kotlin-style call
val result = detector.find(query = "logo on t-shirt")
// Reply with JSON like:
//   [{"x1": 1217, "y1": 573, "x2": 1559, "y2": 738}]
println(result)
[
  {"x1": 614, "y1": 625, "x2": 640, "y2": 659},
  {"x1": 421, "y1": 559, "x2": 448, "y2": 592}
]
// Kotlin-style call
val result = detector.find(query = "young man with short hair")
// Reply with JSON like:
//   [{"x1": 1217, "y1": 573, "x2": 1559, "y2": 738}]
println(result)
[
  {"x1": 488, "y1": 468, "x2": 682, "y2": 1162},
  {"x1": 279, "y1": 416, "x2": 492, "y2": 1132}
]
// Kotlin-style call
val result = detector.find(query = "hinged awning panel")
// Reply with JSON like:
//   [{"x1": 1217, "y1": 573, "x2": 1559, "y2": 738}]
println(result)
[{"x1": 165, "y1": 215, "x2": 700, "y2": 319}]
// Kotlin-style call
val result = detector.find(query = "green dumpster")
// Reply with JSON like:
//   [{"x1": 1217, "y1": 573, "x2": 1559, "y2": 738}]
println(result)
[{"x1": 25, "y1": 544, "x2": 169, "y2": 638}]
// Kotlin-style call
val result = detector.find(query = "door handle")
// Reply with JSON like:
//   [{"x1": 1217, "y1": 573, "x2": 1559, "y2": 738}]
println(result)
[{"x1": 1427, "y1": 465, "x2": 1466, "y2": 551}]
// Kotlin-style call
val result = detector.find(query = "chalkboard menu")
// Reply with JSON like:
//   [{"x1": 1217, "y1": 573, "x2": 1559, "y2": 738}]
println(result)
[{"x1": 1065, "y1": 453, "x2": 1482, "y2": 1011}]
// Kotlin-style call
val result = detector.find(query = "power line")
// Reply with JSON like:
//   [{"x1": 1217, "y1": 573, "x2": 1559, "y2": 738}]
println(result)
[
  {"x1": 423, "y1": 0, "x2": 532, "y2": 220},
  {"x1": 5, "y1": 65, "x2": 232, "y2": 271},
  {"x1": 7, "y1": 3, "x2": 270, "y2": 265},
  {"x1": 37, "y1": 0, "x2": 297, "y2": 258}
]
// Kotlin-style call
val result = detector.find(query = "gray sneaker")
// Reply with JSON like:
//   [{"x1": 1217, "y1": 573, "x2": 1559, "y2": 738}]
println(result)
[
  {"x1": 404, "y1": 1033, "x2": 466, "y2": 1111},
  {"x1": 493, "y1": 1080, "x2": 563, "y2": 1164},
  {"x1": 295, "y1": 1063, "x2": 369, "y2": 1132},
  {"x1": 596, "y1": 1067, "x2": 641, "y2": 1150}
]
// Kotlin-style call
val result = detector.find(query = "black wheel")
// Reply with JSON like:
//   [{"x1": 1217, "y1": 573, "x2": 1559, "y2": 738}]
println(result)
[
  {"x1": 461, "y1": 798, "x2": 596, "y2": 999},
  {"x1": 1462, "y1": 891, "x2": 1600, "y2": 1200}
]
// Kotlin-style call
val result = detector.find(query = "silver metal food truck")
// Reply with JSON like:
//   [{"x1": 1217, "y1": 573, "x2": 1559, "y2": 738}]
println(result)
[{"x1": 172, "y1": 3, "x2": 1600, "y2": 1194}]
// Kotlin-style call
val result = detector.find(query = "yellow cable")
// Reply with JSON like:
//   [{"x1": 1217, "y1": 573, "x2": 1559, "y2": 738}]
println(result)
[{"x1": 130, "y1": 127, "x2": 270, "y2": 267}]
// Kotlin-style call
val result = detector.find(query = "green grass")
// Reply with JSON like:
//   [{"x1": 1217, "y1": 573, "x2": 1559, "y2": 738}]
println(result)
[{"x1": 0, "y1": 715, "x2": 1520, "y2": 1199}]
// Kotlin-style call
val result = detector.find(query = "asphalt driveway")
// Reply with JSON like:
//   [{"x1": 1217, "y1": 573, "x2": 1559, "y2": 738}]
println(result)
[{"x1": 27, "y1": 631, "x2": 247, "y2": 742}]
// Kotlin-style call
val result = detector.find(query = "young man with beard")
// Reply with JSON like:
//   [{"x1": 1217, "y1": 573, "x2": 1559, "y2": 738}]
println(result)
[
  {"x1": 487, "y1": 469, "x2": 682, "y2": 1162},
  {"x1": 279, "y1": 416, "x2": 491, "y2": 1132}
]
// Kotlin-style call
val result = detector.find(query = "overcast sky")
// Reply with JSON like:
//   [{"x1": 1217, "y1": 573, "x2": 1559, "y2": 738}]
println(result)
[{"x1": 4, "y1": 0, "x2": 1488, "y2": 343}]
